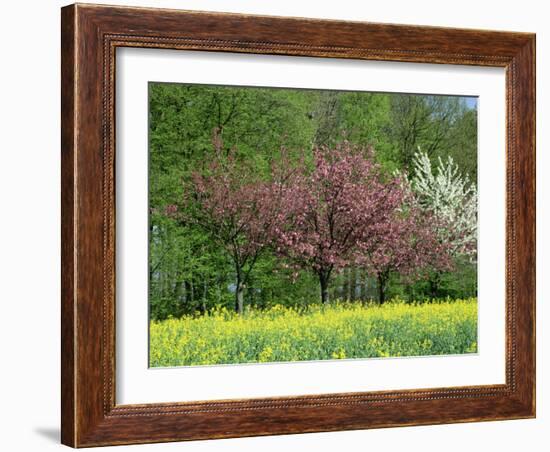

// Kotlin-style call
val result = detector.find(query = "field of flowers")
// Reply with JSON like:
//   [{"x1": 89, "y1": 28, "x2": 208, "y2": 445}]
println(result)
[{"x1": 149, "y1": 298, "x2": 477, "y2": 367}]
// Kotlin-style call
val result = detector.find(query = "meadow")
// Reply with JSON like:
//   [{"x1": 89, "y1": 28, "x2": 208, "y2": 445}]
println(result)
[{"x1": 149, "y1": 298, "x2": 478, "y2": 367}]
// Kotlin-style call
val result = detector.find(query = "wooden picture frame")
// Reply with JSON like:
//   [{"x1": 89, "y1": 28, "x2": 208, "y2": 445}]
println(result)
[{"x1": 61, "y1": 3, "x2": 535, "y2": 447}]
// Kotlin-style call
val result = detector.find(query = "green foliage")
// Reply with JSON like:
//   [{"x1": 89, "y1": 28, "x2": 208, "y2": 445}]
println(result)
[
  {"x1": 150, "y1": 298, "x2": 478, "y2": 366},
  {"x1": 386, "y1": 95, "x2": 476, "y2": 176},
  {"x1": 148, "y1": 82, "x2": 478, "y2": 319}
]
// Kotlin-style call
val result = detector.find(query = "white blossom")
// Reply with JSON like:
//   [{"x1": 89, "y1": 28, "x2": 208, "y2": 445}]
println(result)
[{"x1": 408, "y1": 148, "x2": 477, "y2": 260}]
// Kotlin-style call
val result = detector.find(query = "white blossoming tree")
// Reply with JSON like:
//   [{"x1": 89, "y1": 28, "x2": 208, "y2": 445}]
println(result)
[
  {"x1": 404, "y1": 148, "x2": 478, "y2": 297},
  {"x1": 410, "y1": 148, "x2": 477, "y2": 259}
]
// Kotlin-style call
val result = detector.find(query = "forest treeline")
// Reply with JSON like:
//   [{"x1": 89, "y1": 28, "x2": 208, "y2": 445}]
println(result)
[{"x1": 149, "y1": 83, "x2": 478, "y2": 320}]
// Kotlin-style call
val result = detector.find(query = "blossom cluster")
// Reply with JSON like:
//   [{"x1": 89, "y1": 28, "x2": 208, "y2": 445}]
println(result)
[{"x1": 167, "y1": 131, "x2": 461, "y2": 307}]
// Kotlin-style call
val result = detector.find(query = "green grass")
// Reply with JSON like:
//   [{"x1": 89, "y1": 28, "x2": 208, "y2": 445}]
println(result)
[{"x1": 149, "y1": 298, "x2": 478, "y2": 367}]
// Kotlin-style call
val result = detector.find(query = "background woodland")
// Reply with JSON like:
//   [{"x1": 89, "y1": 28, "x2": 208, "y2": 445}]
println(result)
[{"x1": 148, "y1": 83, "x2": 478, "y2": 320}]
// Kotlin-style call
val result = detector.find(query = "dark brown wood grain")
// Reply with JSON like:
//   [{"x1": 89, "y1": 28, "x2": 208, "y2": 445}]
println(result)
[
  {"x1": 61, "y1": 3, "x2": 536, "y2": 447},
  {"x1": 61, "y1": 5, "x2": 76, "y2": 446}
]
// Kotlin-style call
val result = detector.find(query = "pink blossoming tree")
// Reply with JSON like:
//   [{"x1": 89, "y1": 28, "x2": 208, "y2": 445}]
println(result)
[
  {"x1": 169, "y1": 129, "x2": 293, "y2": 314},
  {"x1": 270, "y1": 142, "x2": 407, "y2": 304},
  {"x1": 359, "y1": 196, "x2": 452, "y2": 303},
  {"x1": 172, "y1": 135, "x2": 451, "y2": 309}
]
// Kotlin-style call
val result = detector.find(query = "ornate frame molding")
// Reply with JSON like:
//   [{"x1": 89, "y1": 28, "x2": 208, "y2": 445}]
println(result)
[{"x1": 61, "y1": 4, "x2": 535, "y2": 447}]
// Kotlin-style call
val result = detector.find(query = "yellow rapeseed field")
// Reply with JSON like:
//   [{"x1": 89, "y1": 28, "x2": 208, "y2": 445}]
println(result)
[{"x1": 149, "y1": 298, "x2": 477, "y2": 367}]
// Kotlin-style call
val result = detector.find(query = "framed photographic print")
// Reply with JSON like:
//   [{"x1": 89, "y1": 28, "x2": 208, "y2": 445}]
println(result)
[{"x1": 61, "y1": 3, "x2": 535, "y2": 447}]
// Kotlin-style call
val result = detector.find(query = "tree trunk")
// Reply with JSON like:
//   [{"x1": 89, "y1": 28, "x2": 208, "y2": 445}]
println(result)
[
  {"x1": 429, "y1": 272, "x2": 441, "y2": 299},
  {"x1": 350, "y1": 267, "x2": 357, "y2": 301},
  {"x1": 377, "y1": 273, "x2": 387, "y2": 304},
  {"x1": 173, "y1": 278, "x2": 184, "y2": 301},
  {"x1": 342, "y1": 268, "x2": 349, "y2": 301},
  {"x1": 359, "y1": 271, "x2": 367, "y2": 301},
  {"x1": 319, "y1": 273, "x2": 330, "y2": 305},
  {"x1": 429, "y1": 281, "x2": 437, "y2": 299},
  {"x1": 184, "y1": 280, "x2": 192, "y2": 304},
  {"x1": 235, "y1": 279, "x2": 244, "y2": 314},
  {"x1": 200, "y1": 279, "x2": 207, "y2": 314}
]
